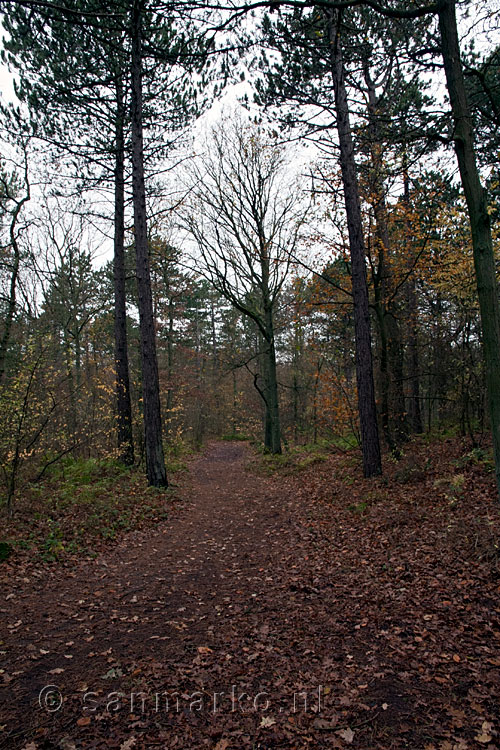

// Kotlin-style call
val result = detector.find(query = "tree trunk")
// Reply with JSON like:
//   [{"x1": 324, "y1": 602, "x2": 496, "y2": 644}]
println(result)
[
  {"x1": 326, "y1": 9, "x2": 382, "y2": 477},
  {"x1": 130, "y1": 0, "x2": 167, "y2": 487},
  {"x1": 64, "y1": 329, "x2": 77, "y2": 441},
  {"x1": 438, "y1": 0, "x2": 500, "y2": 500},
  {"x1": 365, "y1": 63, "x2": 407, "y2": 453},
  {"x1": 113, "y1": 77, "x2": 134, "y2": 466},
  {"x1": 232, "y1": 368, "x2": 237, "y2": 433},
  {"x1": 312, "y1": 356, "x2": 323, "y2": 444},
  {"x1": 0, "y1": 247, "x2": 20, "y2": 384},
  {"x1": 403, "y1": 162, "x2": 423, "y2": 434},
  {"x1": 0, "y1": 168, "x2": 30, "y2": 384},
  {"x1": 264, "y1": 320, "x2": 282, "y2": 454},
  {"x1": 258, "y1": 321, "x2": 282, "y2": 454},
  {"x1": 374, "y1": 298, "x2": 393, "y2": 452},
  {"x1": 406, "y1": 276, "x2": 423, "y2": 433},
  {"x1": 165, "y1": 295, "x2": 174, "y2": 431},
  {"x1": 386, "y1": 310, "x2": 407, "y2": 448}
]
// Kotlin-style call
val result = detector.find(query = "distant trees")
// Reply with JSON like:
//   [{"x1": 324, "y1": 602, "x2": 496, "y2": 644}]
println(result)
[
  {"x1": 253, "y1": 0, "x2": 500, "y2": 491},
  {"x1": 182, "y1": 120, "x2": 307, "y2": 453},
  {"x1": 0, "y1": 0, "x2": 499, "y2": 507},
  {"x1": 256, "y1": 6, "x2": 409, "y2": 474}
]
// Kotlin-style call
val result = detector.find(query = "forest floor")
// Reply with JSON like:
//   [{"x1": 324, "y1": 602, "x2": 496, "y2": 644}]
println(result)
[{"x1": 1, "y1": 437, "x2": 500, "y2": 750}]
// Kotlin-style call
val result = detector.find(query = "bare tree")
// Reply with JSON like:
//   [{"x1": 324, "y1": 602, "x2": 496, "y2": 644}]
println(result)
[{"x1": 181, "y1": 118, "x2": 308, "y2": 453}]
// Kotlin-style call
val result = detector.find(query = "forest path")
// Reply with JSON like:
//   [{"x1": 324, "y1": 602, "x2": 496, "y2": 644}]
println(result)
[
  {"x1": 2, "y1": 440, "x2": 498, "y2": 750},
  {"x1": 0, "y1": 441, "x2": 341, "y2": 749}
]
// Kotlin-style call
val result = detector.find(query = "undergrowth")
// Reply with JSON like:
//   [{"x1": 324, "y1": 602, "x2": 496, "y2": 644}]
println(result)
[
  {"x1": 1, "y1": 449, "x2": 187, "y2": 564},
  {"x1": 254, "y1": 441, "x2": 331, "y2": 475}
]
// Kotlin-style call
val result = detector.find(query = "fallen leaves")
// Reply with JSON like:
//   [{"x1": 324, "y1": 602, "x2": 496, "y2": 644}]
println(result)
[
  {"x1": 312, "y1": 717, "x2": 338, "y2": 730},
  {"x1": 1, "y1": 438, "x2": 499, "y2": 750},
  {"x1": 475, "y1": 721, "x2": 495, "y2": 744}
]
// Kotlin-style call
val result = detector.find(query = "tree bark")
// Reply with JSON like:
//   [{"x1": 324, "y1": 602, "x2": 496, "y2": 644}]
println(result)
[
  {"x1": 438, "y1": 0, "x2": 500, "y2": 500},
  {"x1": 263, "y1": 309, "x2": 282, "y2": 454},
  {"x1": 113, "y1": 77, "x2": 134, "y2": 466},
  {"x1": 256, "y1": 321, "x2": 282, "y2": 454},
  {"x1": 406, "y1": 276, "x2": 423, "y2": 433},
  {"x1": 402, "y1": 161, "x2": 423, "y2": 434},
  {"x1": 130, "y1": 0, "x2": 167, "y2": 487},
  {"x1": 165, "y1": 294, "x2": 174, "y2": 431},
  {"x1": 374, "y1": 297, "x2": 393, "y2": 451},
  {"x1": 364, "y1": 62, "x2": 407, "y2": 453},
  {"x1": 0, "y1": 159, "x2": 30, "y2": 385},
  {"x1": 0, "y1": 229, "x2": 21, "y2": 385},
  {"x1": 326, "y1": 9, "x2": 382, "y2": 476}
]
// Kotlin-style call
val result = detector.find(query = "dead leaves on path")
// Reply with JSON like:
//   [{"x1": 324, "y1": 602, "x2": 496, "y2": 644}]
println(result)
[{"x1": 2, "y1": 438, "x2": 500, "y2": 750}]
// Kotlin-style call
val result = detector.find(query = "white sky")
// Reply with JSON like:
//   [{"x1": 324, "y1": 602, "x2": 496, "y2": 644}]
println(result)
[{"x1": 0, "y1": 60, "x2": 16, "y2": 107}]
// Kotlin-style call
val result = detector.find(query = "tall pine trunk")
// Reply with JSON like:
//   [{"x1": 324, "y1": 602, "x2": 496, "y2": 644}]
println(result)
[
  {"x1": 113, "y1": 77, "x2": 134, "y2": 466},
  {"x1": 326, "y1": 9, "x2": 382, "y2": 477},
  {"x1": 364, "y1": 62, "x2": 407, "y2": 453},
  {"x1": 406, "y1": 277, "x2": 423, "y2": 433},
  {"x1": 438, "y1": 0, "x2": 500, "y2": 500},
  {"x1": 0, "y1": 170, "x2": 29, "y2": 384},
  {"x1": 402, "y1": 161, "x2": 423, "y2": 434},
  {"x1": 130, "y1": 0, "x2": 167, "y2": 487}
]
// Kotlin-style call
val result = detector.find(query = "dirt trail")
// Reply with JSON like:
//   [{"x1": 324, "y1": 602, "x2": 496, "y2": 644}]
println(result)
[
  {"x1": 0, "y1": 442, "x2": 333, "y2": 749},
  {"x1": 1, "y1": 440, "x2": 499, "y2": 749}
]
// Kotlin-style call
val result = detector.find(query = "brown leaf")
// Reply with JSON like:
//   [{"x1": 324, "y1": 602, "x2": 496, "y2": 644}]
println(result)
[
  {"x1": 475, "y1": 721, "x2": 494, "y2": 744},
  {"x1": 337, "y1": 727, "x2": 355, "y2": 744},
  {"x1": 260, "y1": 716, "x2": 276, "y2": 728},
  {"x1": 475, "y1": 734, "x2": 492, "y2": 744},
  {"x1": 313, "y1": 717, "x2": 338, "y2": 730}
]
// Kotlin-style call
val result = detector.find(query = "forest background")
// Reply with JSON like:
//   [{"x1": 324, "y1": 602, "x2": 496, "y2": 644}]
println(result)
[{"x1": 0, "y1": 0, "x2": 499, "y2": 531}]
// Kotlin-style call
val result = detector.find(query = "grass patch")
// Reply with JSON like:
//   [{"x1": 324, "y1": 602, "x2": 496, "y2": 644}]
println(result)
[
  {"x1": 254, "y1": 442, "x2": 331, "y2": 475},
  {"x1": 348, "y1": 500, "x2": 369, "y2": 515},
  {"x1": 221, "y1": 432, "x2": 251, "y2": 442},
  {"x1": 0, "y1": 541, "x2": 12, "y2": 560}
]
